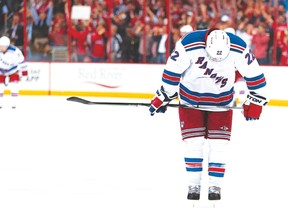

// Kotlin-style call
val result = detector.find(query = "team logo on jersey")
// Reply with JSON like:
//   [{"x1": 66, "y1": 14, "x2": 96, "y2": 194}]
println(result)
[
  {"x1": 195, "y1": 57, "x2": 228, "y2": 88},
  {"x1": 220, "y1": 125, "x2": 229, "y2": 131}
]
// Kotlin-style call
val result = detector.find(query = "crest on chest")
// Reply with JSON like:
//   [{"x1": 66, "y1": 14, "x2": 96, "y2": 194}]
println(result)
[{"x1": 194, "y1": 57, "x2": 230, "y2": 88}]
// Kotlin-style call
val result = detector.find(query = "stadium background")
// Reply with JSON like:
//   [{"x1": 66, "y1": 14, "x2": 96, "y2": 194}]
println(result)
[
  {"x1": 0, "y1": 0, "x2": 287, "y2": 65},
  {"x1": 0, "y1": 0, "x2": 287, "y2": 106}
]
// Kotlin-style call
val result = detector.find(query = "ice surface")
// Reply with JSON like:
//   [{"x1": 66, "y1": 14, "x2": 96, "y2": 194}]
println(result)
[{"x1": 0, "y1": 96, "x2": 287, "y2": 216}]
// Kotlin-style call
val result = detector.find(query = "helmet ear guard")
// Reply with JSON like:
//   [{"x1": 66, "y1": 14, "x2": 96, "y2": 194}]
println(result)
[{"x1": 205, "y1": 29, "x2": 230, "y2": 62}]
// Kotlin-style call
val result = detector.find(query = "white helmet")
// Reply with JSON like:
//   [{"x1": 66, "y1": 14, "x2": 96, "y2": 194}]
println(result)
[
  {"x1": 0, "y1": 36, "x2": 10, "y2": 47},
  {"x1": 180, "y1": 25, "x2": 193, "y2": 34},
  {"x1": 205, "y1": 30, "x2": 230, "y2": 61},
  {"x1": 224, "y1": 27, "x2": 235, "y2": 35}
]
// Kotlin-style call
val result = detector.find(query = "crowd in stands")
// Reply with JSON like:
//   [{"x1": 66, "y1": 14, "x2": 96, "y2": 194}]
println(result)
[{"x1": 0, "y1": 0, "x2": 287, "y2": 65}]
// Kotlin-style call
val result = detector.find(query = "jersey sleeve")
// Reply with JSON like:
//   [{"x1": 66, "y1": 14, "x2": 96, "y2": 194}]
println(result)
[
  {"x1": 160, "y1": 40, "x2": 191, "y2": 96},
  {"x1": 18, "y1": 61, "x2": 28, "y2": 76},
  {"x1": 234, "y1": 47, "x2": 269, "y2": 102},
  {"x1": 15, "y1": 48, "x2": 25, "y2": 64},
  {"x1": 15, "y1": 48, "x2": 28, "y2": 75}
]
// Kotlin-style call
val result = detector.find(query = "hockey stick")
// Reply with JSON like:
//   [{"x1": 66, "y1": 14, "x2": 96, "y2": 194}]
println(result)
[
  {"x1": 67, "y1": 96, "x2": 178, "y2": 107},
  {"x1": 67, "y1": 96, "x2": 242, "y2": 109}
]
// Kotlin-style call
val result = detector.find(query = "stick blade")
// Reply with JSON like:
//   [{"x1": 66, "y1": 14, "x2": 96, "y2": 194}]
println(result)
[{"x1": 67, "y1": 96, "x2": 93, "y2": 104}]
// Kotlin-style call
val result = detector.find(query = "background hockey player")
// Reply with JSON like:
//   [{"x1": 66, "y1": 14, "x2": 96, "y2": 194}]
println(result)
[
  {"x1": 149, "y1": 29, "x2": 269, "y2": 201},
  {"x1": 0, "y1": 36, "x2": 28, "y2": 108},
  {"x1": 180, "y1": 25, "x2": 193, "y2": 37}
]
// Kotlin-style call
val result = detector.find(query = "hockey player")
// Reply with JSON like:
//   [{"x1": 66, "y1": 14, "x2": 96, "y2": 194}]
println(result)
[
  {"x1": 149, "y1": 29, "x2": 268, "y2": 201},
  {"x1": 0, "y1": 36, "x2": 28, "y2": 108},
  {"x1": 180, "y1": 25, "x2": 193, "y2": 37}
]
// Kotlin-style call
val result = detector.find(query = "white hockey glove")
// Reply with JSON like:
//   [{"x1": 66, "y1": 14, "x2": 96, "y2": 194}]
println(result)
[
  {"x1": 243, "y1": 91, "x2": 268, "y2": 121},
  {"x1": 149, "y1": 86, "x2": 178, "y2": 116}
]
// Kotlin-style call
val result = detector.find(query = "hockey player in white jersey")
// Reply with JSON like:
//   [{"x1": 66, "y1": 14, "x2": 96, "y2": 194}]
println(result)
[
  {"x1": 0, "y1": 36, "x2": 28, "y2": 108},
  {"x1": 149, "y1": 29, "x2": 268, "y2": 201}
]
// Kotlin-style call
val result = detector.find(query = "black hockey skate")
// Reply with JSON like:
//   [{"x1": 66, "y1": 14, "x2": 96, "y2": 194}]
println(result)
[
  {"x1": 187, "y1": 185, "x2": 201, "y2": 200},
  {"x1": 208, "y1": 186, "x2": 221, "y2": 200}
]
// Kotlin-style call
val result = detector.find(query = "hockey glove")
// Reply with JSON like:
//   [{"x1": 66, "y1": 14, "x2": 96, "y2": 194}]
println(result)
[
  {"x1": 21, "y1": 71, "x2": 28, "y2": 77},
  {"x1": 149, "y1": 86, "x2": 178, "y2": 116},
  {"x1": 243, "y1": 91, "x2": 268, "y2": 121},
  {"x1": 19, "y1": 70, "x2": 29, "y2": 81}
]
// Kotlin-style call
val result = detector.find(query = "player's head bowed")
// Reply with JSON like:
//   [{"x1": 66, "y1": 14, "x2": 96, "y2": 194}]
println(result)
[
  {"x1": 205, "y1": 29, "x2": 230, "y2": 62},
  {"x1": 0, "y1": 36, "x2": 10, "y2": 52}
]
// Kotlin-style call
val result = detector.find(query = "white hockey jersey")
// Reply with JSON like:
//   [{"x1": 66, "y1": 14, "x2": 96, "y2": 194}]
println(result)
[
  {"x1": 161, "y1": 29, "x2": 267, "y2": 109},
  {"x1": 0, "y1": 45, "x2": 27, "y2": 76}
]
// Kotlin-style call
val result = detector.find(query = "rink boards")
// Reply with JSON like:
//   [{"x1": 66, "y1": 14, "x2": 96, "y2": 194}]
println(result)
[{"x1": 8, "y1": 62, "x2": 288, "y2": 107}]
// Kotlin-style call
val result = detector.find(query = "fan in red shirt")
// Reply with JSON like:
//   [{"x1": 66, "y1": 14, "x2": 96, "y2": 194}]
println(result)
[
  {"x1": 69, "y1": 21, "x2": 90, "y2": 62},
  {"x1": 280, "y1": 30, "x2": 288, "y2": 66},
  {"x1": 88, "y1": 20, "x2": 107, "y2": 62},
  {"x1": 49, "y1": 13, "x2": 67, "y2": 47}
]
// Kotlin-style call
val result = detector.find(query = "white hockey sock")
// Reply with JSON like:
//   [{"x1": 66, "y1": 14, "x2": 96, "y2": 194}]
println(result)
[
  {"x1": 184, "y1": 137, "x2": 205, "y2": 186},
  {"x1": 207, "y1": 139, "x2": 229, "y2": 187}
]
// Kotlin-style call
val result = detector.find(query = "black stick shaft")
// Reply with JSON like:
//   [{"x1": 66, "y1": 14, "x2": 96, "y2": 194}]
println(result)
[{"x1": 67, "y1": 96, "x2": 161, "y2": 107}]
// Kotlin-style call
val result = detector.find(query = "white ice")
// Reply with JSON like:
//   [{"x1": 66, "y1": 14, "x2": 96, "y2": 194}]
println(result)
[{"x1": 0, "y1": 96, "x2": 287, "y2": 216}]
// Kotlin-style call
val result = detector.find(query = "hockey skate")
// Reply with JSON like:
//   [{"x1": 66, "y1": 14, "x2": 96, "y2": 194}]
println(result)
[
  {"x1": 188, "y1": 185, "x2": 220, "y2": 208},
  {"x1": 208, "y1": 186, "x2": 221, "y2": 200},
  {"x1": 187, "y1": 185, "x2": 201, "y2": 200}
]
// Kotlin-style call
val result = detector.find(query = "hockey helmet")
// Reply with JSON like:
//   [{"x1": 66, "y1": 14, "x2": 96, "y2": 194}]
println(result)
[
  {"x1": 205, "y1": 30, "x2": 230, "y2": 61},
  {"x1": 180, "y1": 25, "x2": 193, "y2": 34},
  {"x1": 0, "y1": 36, "x2": 10, "y2": 47}
]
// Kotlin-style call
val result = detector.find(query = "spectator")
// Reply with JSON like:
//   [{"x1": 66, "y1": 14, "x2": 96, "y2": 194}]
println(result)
[
  {"x1": 136, "y1": 23, "x2": 153, "y2": 63},
  {"x1": 49, "y1": 12, "x2": 67, "y2": 47},
  {"x1": 217, "y1": 15, "x2": 234, "y2": 30},
  {"x1": 106, "y1": 24, "x2": 123, "y2": 63},
  {"x1": 69, "y1": 20, "x2": 89, "y2": 62},
  {"x1": 280, "y1": 29, "x2": 288, "y2": 65},
  {"x1": 274, "y1": 14, "x2": 287, "y2": 64},
  {"x1": 251, "y1": 22, "x2": 270, "y2": 65},
  {"x1": 236, "y1": 21, "x2": 253, "y2": 50},
  {"x1": 35, "y1": 0, "x2": 51, "y2": 15},
  {"x1": 88, "y1": 20, "x2": 107, "y2": 62},
  {"x1": 6, "y1": 13, "x2": 23, "y2": 48},
  {"x1": 0, "y1": 0, "x2": 284, "y2": 65},
  {"x1": 151, "y1": 25, "x2": 168, "y2": 63},
  {"x1": 178, "y1": 12, "x2": 193, "y2": 29},
  {"x1": 26, "y1": 14, "x2": 34, "y2": 59},
  {"x1": 125, "y1": 23, "x2": 140, "y2": 63},
  {"x1": 0, "y1": 0, "x2": 8, "y2": 35},
  {"x1": 30, "y1": 0, "x2": 54, "y2": 60}
]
